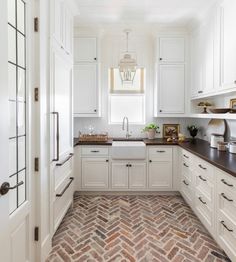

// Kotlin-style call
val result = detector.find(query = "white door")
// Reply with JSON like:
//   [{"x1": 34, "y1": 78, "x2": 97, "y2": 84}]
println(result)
[
  {"x1": 74, "y1": 37, "x2": 97, "y2": 62},
  {"x1": 148, "y1": 161, "x2": 173, "y2": 189},
  {"x1": 111, "y1": 163, "x2": 129, "y2": 189},
  {"x1": 129, "y1": 163, "x2": 146, "y2": 189},
  {"x1": 82, "y1": 158, "x2": 109, "y2": 189},
  {"x1": 74, "y1": 64, "x2": 98, "y2": 115},
  {"x1": 0, "y1": 0, "x2": 33, "y2": 261},
  {"x1": 159, "y1": 38, "x2": 185, "y2": 63},
  {"x1": 158, "y1": 65, "x2": 185, "y2": 114}
]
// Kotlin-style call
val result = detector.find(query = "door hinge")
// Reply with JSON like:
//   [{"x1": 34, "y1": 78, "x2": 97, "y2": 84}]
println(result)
[
  {"x1": 34, "y1": 87, "x2": 39, "y2": 102},
  {"x1": 34, "y1": 17, "x2": 39, "y2": 32},
  {"x1": 34, "y1": 227, "x2": 39, "y2": 241},
  {"x1": 34, "y1": 157, "x2": 39, "y2": 172}
]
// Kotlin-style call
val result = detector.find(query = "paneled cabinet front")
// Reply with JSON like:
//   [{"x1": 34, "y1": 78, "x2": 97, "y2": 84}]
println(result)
[
  {"x1": 82, "y1": 158, "x2": 109, "y2": 189},
  {"x1": 73, "y1": 64, "x2": 98, "y2": 116}
]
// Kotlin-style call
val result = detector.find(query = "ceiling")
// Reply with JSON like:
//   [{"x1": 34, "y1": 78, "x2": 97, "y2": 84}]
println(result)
[{"x1": 74, "y1": 0, "x2": 218, "y2": 27}]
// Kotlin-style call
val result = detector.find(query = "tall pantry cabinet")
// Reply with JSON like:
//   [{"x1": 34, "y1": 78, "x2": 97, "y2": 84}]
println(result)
[{"x1": 50, "y1": 0, "x2": 75, "y2": 235}]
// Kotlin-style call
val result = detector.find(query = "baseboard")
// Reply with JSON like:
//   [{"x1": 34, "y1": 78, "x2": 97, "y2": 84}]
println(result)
[{"x1": 74, "y1": 191, "x2": 180, "y2": 196}]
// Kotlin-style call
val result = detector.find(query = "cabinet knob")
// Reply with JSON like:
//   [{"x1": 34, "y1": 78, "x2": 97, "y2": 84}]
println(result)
[
  {"x1": 126, "y1": 164, "x2": 129, "y2": 167},
  {"x1": 198, "y1": 91, "x2": 203, "y2": 94},
  {"x1": 234, "y1": 80, "x2": 236, "y2": 85},
  {"x1": 159, "y1": 58, "x2": 162, "y2": 61},
  {"x1": 94, "y1": 109, "x2": 97, "y2": 112},
  {"x1": 149, "y1": 160, "x2": 152, "y2": 163},
  {"x1": 106, "y1": 159, "x2": 109, "y2": 162},
  {"x1": 159, "y1": 110, "x2": 162, "y2": 112},
  {"x1": 94, "y1": 58, "x2": 97, "y2": 61}
]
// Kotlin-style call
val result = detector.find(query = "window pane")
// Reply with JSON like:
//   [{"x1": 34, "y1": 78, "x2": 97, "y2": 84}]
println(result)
[
  {"x1": 18, "y1": 169, "x2": 26, "y2": 206},
  {"x1": 8, "y1": 26, "x2": 16, "y2": 63},
  {"x1": 8, "y1": 63, "x2": 17, "y2": 100},
  {"x1": 9, "y1": 139, "x2": 17, "y2": 175},
  {"x1": 110, "y1": 95, "x2": 145, "y2": 124},
  {"x1": 18, "y1": 136, "x2": 26, "y2": 171},
  {"x1": 17, "y1": 32, "x2": 25, "y2": 68},
  {"x1": 9, "y1": 101, "x2": 16, "y2": 138},
  {"x1": 17, "y1": 102, "x2": 25, "y2": 136},
  {"x1": 8, "y1": 0, "x2": 16, "y2": 26},
  {"x1": 18, "y1": 68, "x2": 25, "y2": 101},
  {"x1": 17, "y1": 0, "x2": 25, "y2": 34},
  {"x1": 9, "y1": 175, "x2": 17, "y2": 214}
]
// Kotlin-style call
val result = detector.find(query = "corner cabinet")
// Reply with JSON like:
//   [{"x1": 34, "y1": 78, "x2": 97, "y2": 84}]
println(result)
[
  {"x1": 73, "y1": 37, "x2": 100, "y2": 117},
  {"x1": 155, "y1": 37, "x2": 186, "y2": 116}
]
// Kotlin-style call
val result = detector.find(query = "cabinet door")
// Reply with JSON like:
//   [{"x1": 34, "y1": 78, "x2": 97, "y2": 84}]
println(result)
[
  {"x1": 51, "y1": 0, "x2": 64, "y2": 46},
  {"x1": 82, "y1": 158, "x2": 109, "y2": 189},
  {"x1": 74, "y1": 64, "x2": 98, "y2": 115},
  {"x1": 159, "y1": 38, "x2": 185, "y2": 63},
  {"x1": 64, "y1": 7, "x2": 73, "y2": 56},
  {"x1": 111, "y1": 163, "x2": 128, "y2": 189},
  {"x1": 158, "y1": 65, "x2": 185, "y2": 114},
  {"x1": 74, "y1": 37, "x2": 97, "y2": 63},
  {"x1": 148, "y1": 161, "x2": 172, "y2": 189},
  {"x1": 129, "y1": 163, "x2": 146, "y2": 189},
  {"x1": 220, "y1": 0, "x2": 236, "y2": 89},
  {"x1": 51, "y1": 49, "x2": 73, "y2": 159}
]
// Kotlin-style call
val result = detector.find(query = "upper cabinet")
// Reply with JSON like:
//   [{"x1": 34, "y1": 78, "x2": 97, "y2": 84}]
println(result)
[
  {"x1": 220, "y1": 0, "x2": 236, "y2": 90},
  {"x1": 74, "y1": 37, "x2": 97, "y2": 63},
  {"x1": 159, "y1": 38, "x2": 185, "y2": 63},
  {"x1": 51, "y1": 0, "x2": 73, "y2": 58},
  {"x1": 155, "y1": 36, "x2": 186, "y2": 116},
  {"x1": 73, "y1": 36, "x2": 100, "y2": 117},
  {"x1": 191, "y1": 1, "x2": 236, "y2": 99}
]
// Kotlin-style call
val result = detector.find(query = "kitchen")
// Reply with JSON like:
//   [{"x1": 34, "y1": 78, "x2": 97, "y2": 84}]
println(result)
[{"x1": 0, "y1": 0, "x2": 236, "y2": 261}]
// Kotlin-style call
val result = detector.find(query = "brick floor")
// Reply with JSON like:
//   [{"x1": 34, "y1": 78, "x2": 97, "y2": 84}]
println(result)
[{"x1": 46, "y1": 194, "x2": 231, "y2": 262}]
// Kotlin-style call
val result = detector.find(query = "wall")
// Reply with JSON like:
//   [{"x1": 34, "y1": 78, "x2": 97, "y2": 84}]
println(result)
[{"x1": 73, "y1": 27, "x2": 190, "y2": 138}]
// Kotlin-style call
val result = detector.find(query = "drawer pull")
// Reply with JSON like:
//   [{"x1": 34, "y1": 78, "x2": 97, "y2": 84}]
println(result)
[
  {"x1": 156, "y1": 150, "x2": 166, "y2": 153},
  {"x1": 149, "y1": 160, "x2": 152, "y2": 163},
  {"x1": 221, "y1": 221, "x2": 233, "y2": 232},
  {"x1": 221, "y1": 179, "x2": 233, "y2": 187},
  {"x1": 198, "y1": 197, "x2": 207, "y2": 205},
  {"x1": 183, "y1": 154, "x2": 189, "y2": 159},
  {"x1": 183, "y1": 180, "x2": 189, "y2": 186},
  {"x1": 199, "y1": 175, "x2": 207, "y2": 182},
  {"x1": 221, "y1": 193, "x2": 233, "y2": 202},
  {"x1": 91, "y1": 150, "x2": 100, "y2": 153},
  {"x1": 106, "y1": 159, "x2": 109, "y2": 162},
  {"x1": 56, "y1": 153, "x2": 74, "y2": 166},
  {"x1": 198, "y1": 164, "x2": 207, "y2": 170},
  {"x1": 56, "y1": 177, "x2": 74, "y2": 197},
  {"x1": 183, "y1": 163, "x2": 189, "y2": 168}
]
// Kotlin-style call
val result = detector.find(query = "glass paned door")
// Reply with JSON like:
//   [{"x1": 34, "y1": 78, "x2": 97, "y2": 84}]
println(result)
[{"x1": 8, "y1": 0, "x2": 26, "y2": 214}]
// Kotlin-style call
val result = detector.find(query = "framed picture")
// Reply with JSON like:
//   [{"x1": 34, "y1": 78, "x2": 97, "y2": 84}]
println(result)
[
  {"x1": 163, "y1": 124, "x2": 180, "y2": 138},
  {"x1": 230, "y1": 98, "x2": 236, "y2": 109}
]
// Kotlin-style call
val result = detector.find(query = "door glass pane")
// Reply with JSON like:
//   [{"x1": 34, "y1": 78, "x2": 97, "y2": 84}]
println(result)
[
  {"x1": 8, "y1": 0, "x2": 27, "y2": 214},
  {"x1": 8, "y1": 0, "x2": 16, "y2": 27},
  {"x1": 8, "y1": 26, "x2": 16, "y2": 63},
  {"x1": 17, "y1": 0, "x2": 25, "y2": 34}
]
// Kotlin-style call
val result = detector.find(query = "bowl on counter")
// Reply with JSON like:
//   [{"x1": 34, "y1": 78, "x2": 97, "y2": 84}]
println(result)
[{"x1": 209, "y1": 108, "x2": 231, "y2": 114}]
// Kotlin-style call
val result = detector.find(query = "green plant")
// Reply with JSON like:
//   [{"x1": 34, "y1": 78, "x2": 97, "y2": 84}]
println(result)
[{"x1": 142, "y1": 123, "x2": 159, "y2": 133}]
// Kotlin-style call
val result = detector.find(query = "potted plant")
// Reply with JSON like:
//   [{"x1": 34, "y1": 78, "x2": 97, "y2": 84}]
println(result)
[
  {"x1": 187, "y1": 125, "x2": 199, "y2": 142},
  {"x1": 142, "y1": 123, "x2": 159, "y2": 139}
]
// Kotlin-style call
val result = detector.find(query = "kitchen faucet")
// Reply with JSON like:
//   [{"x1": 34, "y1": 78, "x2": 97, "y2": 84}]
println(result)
[{"x1": 122, "y1": 116, "x2": 131, "y2": 139}]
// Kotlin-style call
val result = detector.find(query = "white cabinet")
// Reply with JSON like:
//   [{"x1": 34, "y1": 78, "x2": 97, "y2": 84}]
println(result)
[
  {"x1": 148, "y1": 147, "x2": 173, "y2": 190},
  {"x1": 51, "y1": 0, "x2": 73, "y2": 57},
  {"x1": 111, "y1": 163, "x2": 128, "y2": 189},
  {"x1": 74, "y1": 64, "x2": 98, "y2": 115},
  {"x1": 159, "y1": 38, "x2": 185, "y2": 63},
  {"x1": 111, "y1": 162, "x2": 146, "y2": 190},
  {"x1": 156, "y1": 37, "x2": 186, "y2": 116},
  {"x1": 129, "y1": 163, "x2": 146, "y2": 189},
  {"x1": 82, "y1": 158, "x2": 109, "y2": 189},
  {"x1": 158, "y1": 65, "x2": 185, "y2": 114},
  {"x1": 220, "y1": 0, "x2": 236, "y2": 90},
  {"x1": 74, "y1": 37, "x2": 97, "y2": 63}
]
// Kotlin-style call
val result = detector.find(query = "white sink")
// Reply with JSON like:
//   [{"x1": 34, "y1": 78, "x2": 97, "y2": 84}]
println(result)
[{"x1": 112, "y1": 141, "x2": 146, "y2": 160}]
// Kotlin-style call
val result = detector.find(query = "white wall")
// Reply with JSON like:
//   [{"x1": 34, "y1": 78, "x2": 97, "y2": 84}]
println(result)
[{"x1": 73, "y1": 28, "x2": 190, "y2": 138}]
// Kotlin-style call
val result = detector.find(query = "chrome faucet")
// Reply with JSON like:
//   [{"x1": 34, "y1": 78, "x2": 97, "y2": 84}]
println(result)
[{"x1": 122, "y1": 116, "x2": 131, "y2": 139}]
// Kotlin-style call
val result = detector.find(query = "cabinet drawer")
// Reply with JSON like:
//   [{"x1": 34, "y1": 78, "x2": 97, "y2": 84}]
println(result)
[
  {"x1": 182, "y1": 149, "x2": 192, "y2": 163},
  {"x1": 54, "y1": 157, "x2": 73, "y2": 190},
  {"x1": 217, "y1": 211, "x2": 236, "y2": 260},
  {"x1": 53, "y1": 176, "x2": 74, "y2": 232},
  {"x1": 181, "y1": 177, "x2": 192, "y2": 204},
  {"x1": 81, "y1": 147, "x2": 109, "y2": 156},
  {"x1": 196, "y1": 174, "x2": 214, "y2": 201},
  {"x1": 194, "y1": 157, "x2": 214, "y2": 182},
  {"x1": 195, "y1": 189, "x2": 214, "y2": 233},
  {"x1": 148, "y1": 147, "x2": 172, "y2": 161}
]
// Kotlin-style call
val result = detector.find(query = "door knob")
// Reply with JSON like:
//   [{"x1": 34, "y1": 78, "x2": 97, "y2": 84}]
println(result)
[{"x1": 0, "y1": 181, "x2": 24, "y2": 196}]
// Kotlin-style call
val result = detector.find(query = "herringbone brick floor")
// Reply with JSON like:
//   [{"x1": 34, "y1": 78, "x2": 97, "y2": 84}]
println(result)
[{"x1": 46, "y1": 194, "x2": 231, "y2": 262}]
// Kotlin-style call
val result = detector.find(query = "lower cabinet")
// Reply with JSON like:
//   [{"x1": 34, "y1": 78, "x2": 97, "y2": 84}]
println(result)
[
  {"x1": 111, "y1": 162, "x2": 146, "y2": 190},
  {"x1": 82, "y1": 158, "x2": 109, "y2": 189},
  {"x1": 148, "y1": 161, "x2": 172, "y2": 189}
]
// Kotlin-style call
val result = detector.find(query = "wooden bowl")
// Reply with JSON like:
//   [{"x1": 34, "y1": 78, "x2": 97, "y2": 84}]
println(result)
[{"x1": 209, "y1": 108, "x2": 231, "y2": 114}]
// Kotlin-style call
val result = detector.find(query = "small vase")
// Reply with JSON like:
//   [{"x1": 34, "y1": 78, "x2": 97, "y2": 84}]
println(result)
[{"x1": 147, "y1": 129, "x2": 156, "y2": 140}]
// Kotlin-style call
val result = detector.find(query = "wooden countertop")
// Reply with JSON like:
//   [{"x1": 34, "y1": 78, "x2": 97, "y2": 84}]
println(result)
[{"x1": 73, "y1": 137, "x2": 236, "y2": 177}]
